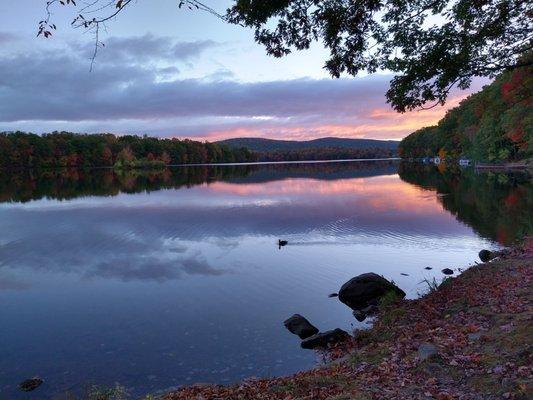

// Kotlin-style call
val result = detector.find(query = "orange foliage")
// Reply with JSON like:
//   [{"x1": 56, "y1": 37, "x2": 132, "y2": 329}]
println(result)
[
  {"x1": 506, "y1": 126, "x2": 527, "y2": 147},
  {"x1": 501, "y1": 69, "x2": 527, "y2": 104}
]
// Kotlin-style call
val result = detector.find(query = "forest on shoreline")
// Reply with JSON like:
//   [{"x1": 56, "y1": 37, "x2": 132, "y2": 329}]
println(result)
[
  {"x1": 398, "y1": 61, "x2": 533, "y2": 163},
  {"x1": 0, "y1": 132, "x2": 257, "y2": 169},
  {"x1": 257, "y1": 147, "x2": 395, "y2": 162},
  {"x1": 399, "y1": 61, "x2": 532, "y2": 163},
  {"x1": 0, "y1": 131, "x2": 398, "y2": 169}
]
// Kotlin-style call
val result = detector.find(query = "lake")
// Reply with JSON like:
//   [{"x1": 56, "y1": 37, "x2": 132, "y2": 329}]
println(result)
[{"x1": 0, "y1": 160, "x2": 531, "y2": 399}]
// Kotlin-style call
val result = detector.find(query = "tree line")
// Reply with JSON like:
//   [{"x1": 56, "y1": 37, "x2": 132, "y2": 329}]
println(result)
[
  {"x1": 0, "y1": 131, "x2": 257, "y2": 169},
  {"x1": 258, "y1": 147, "x2": 396, "y2": 162},
  {"x1": 0, "y1": 131, "x2": 400, "y2": 170},
  {"x1": 398, "y1": 60, "x2": 532, "y2": 163}
]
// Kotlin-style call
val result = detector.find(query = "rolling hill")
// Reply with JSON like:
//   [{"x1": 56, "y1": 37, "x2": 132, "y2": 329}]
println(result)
[{"x1": 217, "y1": 137, "x2": 399, "y2": 152}]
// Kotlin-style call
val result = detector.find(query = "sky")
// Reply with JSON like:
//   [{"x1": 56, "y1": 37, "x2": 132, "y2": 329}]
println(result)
[{"x1": 0, "y1": 0, "x2": 487, "y2": 141}]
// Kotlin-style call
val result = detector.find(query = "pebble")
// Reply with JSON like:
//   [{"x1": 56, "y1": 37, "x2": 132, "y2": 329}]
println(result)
[
  {"x1": 467, "y1": 332, "x2": 482, "y2": 341},
  {"x1": 441, "y1": 268, "x2": 454, "y2": 275},
  {"x1": 418, "y1": 343, "x2": 439, "y2": 361}
]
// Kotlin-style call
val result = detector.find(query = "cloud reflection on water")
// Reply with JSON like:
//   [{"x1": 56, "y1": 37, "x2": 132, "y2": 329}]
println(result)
[{"x1": 0, "y1": 165, "x2": 474, "y2": 285}]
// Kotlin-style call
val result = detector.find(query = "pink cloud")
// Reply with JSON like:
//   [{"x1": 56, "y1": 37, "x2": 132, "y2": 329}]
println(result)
[{"x1": 0, "y1": 34, "x2": 489, "y2": 141}]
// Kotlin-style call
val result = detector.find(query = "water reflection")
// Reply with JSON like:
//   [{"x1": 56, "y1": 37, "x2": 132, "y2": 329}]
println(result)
[
  {"x1": 0, "y1": 161, "x2": 397, "y2": 204},
  {"x1": 398, "y1": 162, "x2": 532, "y2": 245},
  {"x1": 0, "y1": 160, "x2": 529, "y2": 399}
]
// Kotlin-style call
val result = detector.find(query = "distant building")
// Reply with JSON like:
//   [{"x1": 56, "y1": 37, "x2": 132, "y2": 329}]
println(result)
[{"x1": 459, "y1": 159, "x2": 471, "y2": 166}]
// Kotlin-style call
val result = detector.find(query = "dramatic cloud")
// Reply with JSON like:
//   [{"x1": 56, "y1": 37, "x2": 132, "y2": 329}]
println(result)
[
  {"x1": 75, "y1": 33, "x2": 219, "y2": 65},
  {"x1": 0, "y1": 33, "x2": 486, "y2": 140}
]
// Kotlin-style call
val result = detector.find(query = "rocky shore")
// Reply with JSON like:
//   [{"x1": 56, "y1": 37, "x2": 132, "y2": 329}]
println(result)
[{"x1": 165, "y1": 244, "x2": 532, "y2": 400}]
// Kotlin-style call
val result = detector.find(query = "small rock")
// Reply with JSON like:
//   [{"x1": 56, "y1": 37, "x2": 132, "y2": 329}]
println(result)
[
  {"x1": 301, "y1": 328, "x2": 350, "y2": 349},
  {"x1": 19, "y1": 377, "x2": 43, "y2": 392},
  {"x1": 467, "y1": 332, "x2": 483, "y2": 341},
  {"x1": 284, "y1": 314, "x2": 319, "y2": 339},
  {"x1": 424, "y1": 267, "x2": 432, "y2": 270},
  {"x1": 478, "y1": 249, "x2": 494, "y2": 262},
  {"x1": 328, "y1": 293, "x2": 338, "y2": 298},
  {"x1": 353, "y1": 304, "x2": 379, "y2": 322},
  {"x1": 400, "y1": 273, "x2": 409, "y2": 276},
  {"x1": 353, "y1": 310, "x2": 367, "y2": 322},
  {"x1": 418, "y1": 343, "x2": 439, "y2": 361},
  {"x1": 441, "y1": 268, "x2": 454, "y2": 275}
]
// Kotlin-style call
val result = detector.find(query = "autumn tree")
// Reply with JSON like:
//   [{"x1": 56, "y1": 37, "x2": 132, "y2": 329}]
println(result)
[
  {"x1": 0, "y1": 132, "x2": 257, "y2": 169},
  {"x1": 398, "y1": 60, "x2": 532, "y2": 162}
]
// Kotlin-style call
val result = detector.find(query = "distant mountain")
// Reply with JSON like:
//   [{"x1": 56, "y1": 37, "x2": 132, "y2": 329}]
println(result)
[{"x1": 217, "y1": 137, "x2": 399, "y2": 152}]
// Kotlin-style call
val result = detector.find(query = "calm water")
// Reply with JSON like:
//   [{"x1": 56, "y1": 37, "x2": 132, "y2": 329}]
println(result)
[{"x1": 0, "y1": 161, "x2": 531, "y2": 399}]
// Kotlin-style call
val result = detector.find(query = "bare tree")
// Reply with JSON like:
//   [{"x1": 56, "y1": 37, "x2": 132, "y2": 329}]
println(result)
[{"x1": 38, "y1": 0, "x2": 223, "y2": 70}]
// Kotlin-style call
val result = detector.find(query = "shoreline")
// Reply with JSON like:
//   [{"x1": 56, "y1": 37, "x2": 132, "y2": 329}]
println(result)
[
  {"x1": 474, "y1": 161, "x2": 532, "y2": 171},
  {"x1": 0, "y1": 158, "x2": 401, "y2": 172},
  {"x1": 164, "y1": 245, "x2": 532, "y2": 400},
  {"x1": 402, "y1": 158, "x2": 532, "y2": 171}
]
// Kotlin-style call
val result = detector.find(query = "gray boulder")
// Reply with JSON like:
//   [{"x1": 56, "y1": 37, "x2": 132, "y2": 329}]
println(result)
[
  {"x1": 468, "y1": 332, "x2": 483, "y2": 341},
  {"x1": 441, "y1": 268, "x2": 454, "y2": 275},
  {"x1": 301, "y1": 328, "x2": 350, "y2": 349},
  {"x1": 479, "y1": 249, "x2": 495, "y2": 262},
  {"x1": 338, "y1": 273, "x2": 405, "y2": 310},
  {"x1": 353, "y1": 304, "x2": 380, "y2": 322},
  {"x1": 284, "y1": 314, "x2": 319, "y2": 339},
  {"x1": 353, "y1": 310, "x2": 367, "y2": 322},
  {"x1": 418, "y1": 343, "x2": 439, "y2": 361}
]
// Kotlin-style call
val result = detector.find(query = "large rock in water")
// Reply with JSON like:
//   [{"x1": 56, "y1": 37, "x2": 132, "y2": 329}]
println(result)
[
  {"x1": 284, "y1": 314, "x2": 319, "y2": 339},
  {"x1": 19, "y1": 377, "x2": 43, "y2": 392},
  {"x1": 300, "y1": 328, "x2": 350, "y2": 349},
  {"x1": 479, "y1": 249, "x2": 495, "y2": 262},
  {"x1": 338, "y1": 273, "x2": 405, "y2": 310}
]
